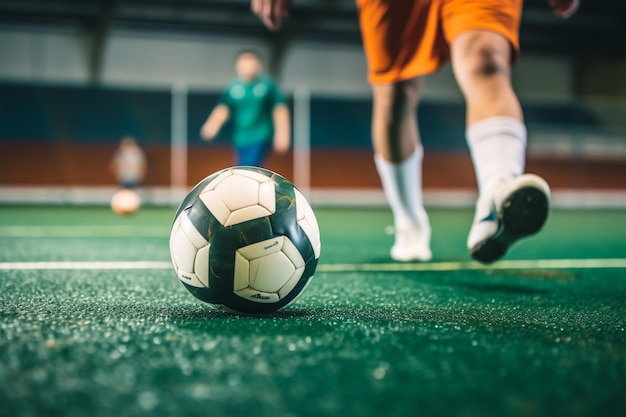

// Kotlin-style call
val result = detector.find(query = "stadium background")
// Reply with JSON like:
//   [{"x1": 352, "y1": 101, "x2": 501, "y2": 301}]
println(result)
[{"x1": 0, "y1": 0, "x2": 625, "y2": 206}]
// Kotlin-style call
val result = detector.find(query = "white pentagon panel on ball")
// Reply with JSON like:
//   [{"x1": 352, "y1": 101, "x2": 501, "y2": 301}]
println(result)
[
  {"x1": 193, "y1": 245, "x2": 210, "y2": 286},
  {"x1": 258, "y1": 180, "x2": 276, "y2": 214},
  {"x1": 280, "y1": 237, "x2": 306, "y2": 269},
  {"x1": 204, "y1": 170, "x2": 233, "y2": 192},
  {"x1": 233, "y1": 236, "x2": 305, "y2": 294},
  {"x1": 169, "y1": 213, "x2": 182, "y2": 269},
  {"x1": 225, "y1": 205, "x2": 273, "y2": 227},
  {"x1": 199, "y1": 190, "x2": 231, "y2": 226},
  {"x1": 283, "y1": 274, "x2": 313, "y2": 303},
  {"x1": 176, "y1": 270, "x2": 206, "y2": 288},
  {"x1": 237, "y1": 236, "x2": 284, "y2": 260},
  {"x1": 249, "y1": 251, "x2": 295, "y2": 293},
  {"x1": 215, "y1": 173, "x2": 262, "y2": 211},
  {"x1": 170, "y1": 210, "x2": 182, "y2": 238},
  {"x1": 294, "y1": 189, "x2": 322, "y2": 259},
  {"x1": 234, "y1": 288, "x2": 280, "y2": 304},
  {"x1": 276, "y1": 237, "x2": 306, "y2": 298},
  {"x1": 170, "y1": 219, "x2": 198, "y2": 275},
  {"x1": 180, "y1": 211, "x2": 209, "y2": 249},
  {"x1": 234, "y1": 237, "x2": 289, "y2": 293},
  {"x1": 277, "y1": 270, "x2": 302, "y2": 299},
  {"x1": 231, "y1": 168, "x2": 273, "y2": 184},
  {"x1": 233, "y1": 251, "x2": 250, "y2": 292}
]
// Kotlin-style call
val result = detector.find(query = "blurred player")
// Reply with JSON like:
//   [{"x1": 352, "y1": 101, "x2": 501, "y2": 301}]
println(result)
[
  {"x1": 200, "y1": 50, "x2": 290, "y2": 167},
  {"x1": 251, "y1": 0, "x2": 580, "y2": 263},
  {"x1": 109, "y1": 136, "x2": 147, "y2": 189}
]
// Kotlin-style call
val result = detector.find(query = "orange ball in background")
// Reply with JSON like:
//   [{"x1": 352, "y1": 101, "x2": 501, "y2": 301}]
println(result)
[{"x1": 111, "y1": 189, "x2": 141, "y2": 215}]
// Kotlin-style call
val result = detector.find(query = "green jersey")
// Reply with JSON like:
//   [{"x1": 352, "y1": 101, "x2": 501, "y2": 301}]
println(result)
[{"x1": 219, "y1": 76, "x2": 286, "y2": 147}]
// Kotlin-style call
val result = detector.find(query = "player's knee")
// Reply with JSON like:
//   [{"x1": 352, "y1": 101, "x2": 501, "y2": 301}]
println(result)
[
  {"x1": 396, "y1": 79, "x2": 421, "y2": 106},
  {"x1": 373, "y1": 79, "x2": 421, "y2": 110},
  {"x1": 473, "y1": 46, "x2": 507, "y2": 78},
  {"x1": 459, "y1": 34, "x2": 511, "y2": 79}
]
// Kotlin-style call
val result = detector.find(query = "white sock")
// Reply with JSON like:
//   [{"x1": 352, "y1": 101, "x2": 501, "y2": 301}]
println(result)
[
  {"x1": 374, "y1": 146, "x2": 428, "y2": 231},
  {"x1": 466, "y1": 116, "x2": 527, "y2": 195}
]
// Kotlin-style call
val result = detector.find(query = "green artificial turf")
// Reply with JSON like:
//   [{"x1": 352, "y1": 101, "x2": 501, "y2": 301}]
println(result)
[{"x1": 1, "y1": 205, "x2": 625, "y2": 417}]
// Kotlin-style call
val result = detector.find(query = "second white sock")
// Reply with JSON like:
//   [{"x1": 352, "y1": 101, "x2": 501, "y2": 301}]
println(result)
[
  {"x1": 466, "y1": 116, "x2": 527, "y2": 195},
  {"x1": 374, "y1": 146, "x2": 428, "y2": 231}
]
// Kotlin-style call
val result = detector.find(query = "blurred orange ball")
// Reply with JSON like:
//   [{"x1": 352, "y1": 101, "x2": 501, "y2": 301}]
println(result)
[{"x1": 111, "y1": 189, "x2": 141, "y2": 215}]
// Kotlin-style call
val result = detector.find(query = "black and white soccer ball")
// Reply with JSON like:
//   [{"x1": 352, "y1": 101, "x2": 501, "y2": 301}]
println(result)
[{"x1": 169, "y1": 167, "x2": 321, "y2": 314}]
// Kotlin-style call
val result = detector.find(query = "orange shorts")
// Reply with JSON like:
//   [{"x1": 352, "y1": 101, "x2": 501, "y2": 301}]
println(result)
[{"x1": 357, "y1": 0, "x2": 523, "y2": 84}]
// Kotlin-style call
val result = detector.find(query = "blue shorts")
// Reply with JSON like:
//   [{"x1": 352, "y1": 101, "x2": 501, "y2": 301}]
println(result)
[
  {"x1": 236, "y1": 140, "x2": 272, "y2": 167},
  {"x1": 120, "y1": 180, "x2": 140, "y2": 189}
]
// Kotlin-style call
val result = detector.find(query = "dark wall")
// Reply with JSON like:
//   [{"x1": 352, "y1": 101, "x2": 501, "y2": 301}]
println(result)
[
  {"x1": 1, "y1": 82, "x2": 598, "y2": 149},
  {"x1": 2, "y1": 82, "x2": 618, "y2": 190}
]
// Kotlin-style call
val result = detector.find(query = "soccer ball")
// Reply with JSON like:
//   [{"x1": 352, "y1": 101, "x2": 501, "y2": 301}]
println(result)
[
  {"x1": 111, "y1": 189, "x2": 141, "y2": 215},
  {"x1": 169, "y1": 167, "x2": 321, "y2": 314}
]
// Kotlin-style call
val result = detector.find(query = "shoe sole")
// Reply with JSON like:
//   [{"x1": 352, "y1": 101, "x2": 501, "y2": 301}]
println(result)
[
  {"x1": 391, "y1": 252, "x2": 432, "y2": 263},
  {"x1": 470, "y1": 186, "x2": 549, "y2": 264}
]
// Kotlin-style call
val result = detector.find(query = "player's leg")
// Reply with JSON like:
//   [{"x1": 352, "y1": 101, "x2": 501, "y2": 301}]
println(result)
[
  {"x1": 372, "y1": 78, "x2": 432, "y2": 262},
  {"x1": 357, "y1": 0, "x2": 445, "y2": 262},
  {"x1": 450, "y1": 29, "x2": 549, "y2": 263},
  {"x1": 451, "y1": 30, "x2": 525, "y2": 192}
]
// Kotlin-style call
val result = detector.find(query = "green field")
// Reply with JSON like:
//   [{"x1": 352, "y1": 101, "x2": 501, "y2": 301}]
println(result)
[{"x1": 1, "y1": 205, "x2": 625, "y2": 417}]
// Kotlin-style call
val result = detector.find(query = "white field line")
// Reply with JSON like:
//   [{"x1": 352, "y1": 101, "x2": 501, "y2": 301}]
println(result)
[
  {"x1": 0, "y1": 259, "x2": 625, "y2": 272},
  {"x1": 0, "y1": 261, "x2": 174, "y2": 270},
  {"x1": 0, "y1": 225, "x2": 167, "y2": 237},
  {"x1": 319, "y1": 258, "x2": 626, "y2": 272}
]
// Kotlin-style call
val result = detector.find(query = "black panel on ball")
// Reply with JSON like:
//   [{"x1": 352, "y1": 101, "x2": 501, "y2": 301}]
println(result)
[
  {"x1": 186, "y1": 197, "x2": 216, "y2": 240},
  {"x1": 209, "y1": 216, "x2": 274, "y2": 301},
  {"x1": 269, "y1": 173, "x2": 317, "y2": 267}
]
